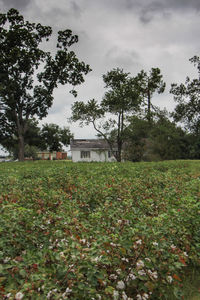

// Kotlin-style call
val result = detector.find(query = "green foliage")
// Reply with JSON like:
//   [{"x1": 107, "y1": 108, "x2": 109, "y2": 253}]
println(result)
[
  {"x1": 0, "y1": 8, "x2": 90, "y2": 161},
  {"x1": 124, "y1": 112, "x2": 188, "y2": 161},
  {"x1": 0, "y1": 119, "x2": 45, "y2": 156},
  {"x1": 0, "y1": 160, "x2": 199, "y2": 299},
  {"x1": 170, "y1": 56, "x2": 200, "y2": 135},
  {"x1": 71, "y1": 68, "x2": 141, "y2": 162},
  {"x1": 24, "y1": 145, "x2": 39, "y2": 160},
  {"x1": 135, "y1": 68, "x2": 166, "y2": 123},
  {"x1": 41, "y1": 123, "x2": 73, "y2": 152}
]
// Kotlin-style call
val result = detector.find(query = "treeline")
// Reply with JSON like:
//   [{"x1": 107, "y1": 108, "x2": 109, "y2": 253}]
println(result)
[
  {"x1": 0, "y1": 9, "x2": 199, "y2": 161},
  {"x1": 71, "y1": 65, "x2": 200, "y2": 162}
]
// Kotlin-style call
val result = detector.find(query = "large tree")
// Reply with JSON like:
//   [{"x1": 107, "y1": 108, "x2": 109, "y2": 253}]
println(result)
[
  {"x1": 0, "y1": 9, "x2": 90, "y2": 161},
  {"x1": 134, "y1": 68, "x2": 166, "y2": 123},
  {"x1": 170, "y1": 56, "x2": 200, "y2": 135},
  {"x1": 0, "y1": 118, "x2": 45, "y2": 156},
  {"x1": 71, "y1": 68, "x2": 141, "y2": 162}
]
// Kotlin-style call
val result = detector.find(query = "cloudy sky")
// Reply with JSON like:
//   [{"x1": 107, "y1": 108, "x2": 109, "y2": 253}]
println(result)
[{"x1": 1, "y1": 0, "x2": 200, "y2": 153}]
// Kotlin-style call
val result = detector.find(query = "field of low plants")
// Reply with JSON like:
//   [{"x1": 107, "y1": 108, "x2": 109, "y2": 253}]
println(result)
[{"x1": 0, "y1": 160, "x2": 199, "y2": 300}]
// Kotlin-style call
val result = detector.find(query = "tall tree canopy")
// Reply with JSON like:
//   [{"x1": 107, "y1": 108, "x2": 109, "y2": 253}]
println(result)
[
  {"x1": 170, "y1": 56, "x2": 200, "y2": 135},
  {"x1": 71, "y1": 68, "x2": 141, "y2": 162},
  {"x1": 0, "y1": 8, "x2": 91, "y2": 161},
  {"x1": 134, "y1": 68, "x2": 166, "y2": 123}
]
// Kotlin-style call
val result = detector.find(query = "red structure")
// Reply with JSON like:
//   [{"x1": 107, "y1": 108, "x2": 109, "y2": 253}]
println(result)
[{"x1": 37, "y1": 151, "x2": 67, "y2": 160}]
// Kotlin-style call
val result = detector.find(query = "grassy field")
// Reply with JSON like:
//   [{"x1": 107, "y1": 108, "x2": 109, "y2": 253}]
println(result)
[{"x1": 0, "y1": 160, "x2": 199, "y2": 299}]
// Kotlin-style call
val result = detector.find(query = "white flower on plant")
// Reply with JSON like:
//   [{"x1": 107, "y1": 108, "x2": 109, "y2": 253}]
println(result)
[
  {"x1": 170, "y1": 244, "x2": 176, "y2": 250},
  {"x1": 136, "y1": 260, "x2": 144, "y2": 269},
  {"x1": 102, "y1": 281, "x2": 107, "y2": 286},
  {"x1": 166, "y1": 275, "x2": 173, "y2": 283},
  {"x1": 91, "y1": 255, "x2": 102, "y2": 263},
  {"x1": 65, "y1": 287, "x2": 72, "y2": 294},
  {"x1": 183, "y1": 252, "x2": 188, "y2": 257},
  {"x1": 80, "y1": 239, "x2": 86, "y2": 244},
  {"x1": 152, "y1": 271, "x2": 158, "y2": 280},
  {"x1": 60, "y1": 252, "x2": 65, "y2": 258},
  {"x1": 143, "y1": 293, "x2": 149, "y2": 299},
  {"x1": 129, "y1": 273, "x2": 136, "y2": 280},
  {"x1": 136, "y1": 295, "x2": 142, "y2": 300},
  {"x1": 138, "y1": 270, "x2": 146, "y2": 276},
  {"x1": 147, "y1": 270, "x2": 158, "y2": 280},
  {"x1": 116, "y1": 269, "x2": 121, "y2": 275},
  {"x1": 15, "y1": 292, "x2": 24, "y2": 300},
  {"x1": 122, "y1": 291, "x2": 128, "y2": 300},
  {"x1": 136, "y1": 239, "x2": 142, "y2": 245},
  {"x1": 109, "y1": 274, "x2": 118, "y2": 280},
  {"x1": 122, "y1": 257, "x2": 129, "y2": 262},
  {"x1": 126, "y1": 272, "x2": 136, "y2": 282},
  {"x1": 6, "y1": 293, "x2": 11, "y2": 298},
  {"x1": 116, "y1": 280, "x2": 125, "y2": 290},
  {"x1": 145, "y1": 257, "x2": 151, "y2": 262},
  {"x1": 62, "y1": 287, "x2": 72, "y2": 298},
  {"x1": 152, "y1": 242, "x2": 158, "y2": 246},
  {"x1": 3, "y1": 257, "x2": 11, "y2": 263},
  {"x1": 113, "y1": 290, "x2": 119, "y2": 300}
]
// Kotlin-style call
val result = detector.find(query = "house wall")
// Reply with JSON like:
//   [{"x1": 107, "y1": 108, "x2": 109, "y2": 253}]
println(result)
[{"x1": 71, "y1": 150, "x2": 116, "y2": 162}]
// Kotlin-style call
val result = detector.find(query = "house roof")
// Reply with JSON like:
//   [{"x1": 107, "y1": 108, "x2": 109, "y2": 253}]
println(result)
[{"x1": 70, "y1": 139, "x2": 114, "y2": 150}]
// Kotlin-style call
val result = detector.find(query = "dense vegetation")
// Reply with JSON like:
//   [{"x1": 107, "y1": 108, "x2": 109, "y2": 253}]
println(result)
[{"x1": 0, "y1": 160, "x2": 199, "y2": 299}]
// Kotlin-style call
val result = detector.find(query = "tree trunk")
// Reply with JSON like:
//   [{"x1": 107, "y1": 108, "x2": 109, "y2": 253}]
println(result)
[
  {"x1": 18, "y1": 134, "x2": 25, "y2": 161},
  {"x1": 147, "y1": 89, "x2": 151, "y2": 123}
]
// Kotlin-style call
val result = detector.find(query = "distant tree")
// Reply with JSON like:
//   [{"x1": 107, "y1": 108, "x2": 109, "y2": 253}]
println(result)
[
  {"x1": 170, "y1": 56, "x2": 200, "y2": 135},
  {"x1": 71, "y1": 68, "x2": 141, "y2": 162},
  {"x1": 0, "y1": 8, "x2": 91, "y2": 161},
  {"x1": 135, "y1": 68, "x2": 166, "y2": 123},
  {"x1": 149, "y1": 112, "x2": 188, "y2": 160},
  {"x1": 24, "y1": 145, "x2": 39, "y2": 160},
  {"x1": 124, "y1": 111, "x2": 188, "y2": 161},
  {"x1": 41, "y1": 123, "x2": 73, "y2": 152},
  {"x1": 123, "y1": 116, "x2": 150, "y2": 161}
]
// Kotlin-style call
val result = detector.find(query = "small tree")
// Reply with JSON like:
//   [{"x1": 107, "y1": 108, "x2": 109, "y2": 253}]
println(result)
[
  {"x1": 71, "y1": 68, "x2": 141, "y2": 162},
  {"x1": 135, "y1": 68, "x2": 166, "y2": 123},
  {"x1": 0, "y1": 9, "x2": 90, "y2": 161}
]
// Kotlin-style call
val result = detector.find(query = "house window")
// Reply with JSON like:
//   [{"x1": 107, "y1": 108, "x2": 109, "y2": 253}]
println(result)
[{"x1": 81, "y1": 151, "x2": 90, "y2": 158}]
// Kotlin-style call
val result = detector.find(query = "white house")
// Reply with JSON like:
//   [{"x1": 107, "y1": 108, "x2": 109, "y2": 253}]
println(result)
[{"x1": 70, "y1": 139, "x2": 118, "y2": 162}]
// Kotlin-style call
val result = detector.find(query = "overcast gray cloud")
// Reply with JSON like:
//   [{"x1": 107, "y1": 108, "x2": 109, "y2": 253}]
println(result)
[
  {"x1": 0, "y1": 0, "x2": 200, "y2": 154},
  {"x1": 0, "y1": 0, "x2": 31, "y2": 10}
]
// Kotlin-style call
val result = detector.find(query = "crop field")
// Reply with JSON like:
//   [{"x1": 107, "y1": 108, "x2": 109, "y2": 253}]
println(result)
[{"x1": 0, "y1": 160, "x2": 200, "y2": 300}]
